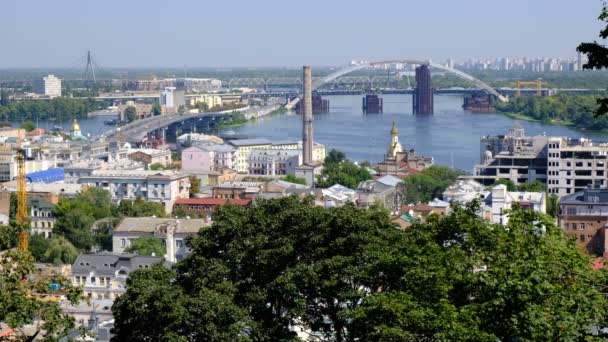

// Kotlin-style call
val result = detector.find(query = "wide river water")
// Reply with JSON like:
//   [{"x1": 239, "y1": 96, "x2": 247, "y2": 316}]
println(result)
[
  {"x1": 218, "y1": 94, "x2": 608, "y2": 172},
  {"x1": 17, "y1": 94, "x2": 608, "y2": 173}
]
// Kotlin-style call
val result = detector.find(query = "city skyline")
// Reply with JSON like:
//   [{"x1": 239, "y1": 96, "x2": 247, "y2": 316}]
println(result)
[{"x1": 0, "y1": 0, "x2": 604, "y2": 68}]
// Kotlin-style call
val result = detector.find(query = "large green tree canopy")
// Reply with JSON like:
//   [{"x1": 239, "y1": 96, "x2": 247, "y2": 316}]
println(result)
[{"x1": 111, "y1": 197, "x2": 607, "y2": 341}]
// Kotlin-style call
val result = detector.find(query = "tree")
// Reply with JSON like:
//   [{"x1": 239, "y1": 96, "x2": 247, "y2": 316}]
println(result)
[
  {"x1": 29, "y1": 235, "x2": 50, "y2": 261},
  {"x1": 0, "y1": 88, "x2": 9, "y2": 106},
  {"x1": 112, "y1": 264, "x2": 249, "y2": 342},
  {"x1": 151, "y1": 103, "x2": 162, "y2": 116},
  {"x1": 317, "y1": 150, "x2": 372, "y2": 189},
  {"x1": 517, "y1": 179, "x2": 545, "y2": 192},
  {"x1": 189, "y1": 176, "x2": 200, "y2": 196},
  {"x1": 398, "y1": 166, "x2": 462, "y2": 204},
  {"x1": 149, "y1": 162, "x2": 164, "y2": 171},
  {"x1": 0, "y1": 249, "x2": 83, "y2": 340},
  {"x1": 44, "y1": 237, "x2": 80, "y2": 265},
  {"x1": 20, "y1": 120, "x2": 36, "y2": 132},
  {"x1": 494, "y1": 178, "x2": 517, "y2": 191},
  {"x1": 547, "y1": 193, "x2": 560, "y2": 217},
  {"x1": 281, "y1": 174, "x2": 307, "y2": 185},
  {"x1": 578, "y1": 2, "x2": 608, "y2": 117},
  {"x1": 124, "y1": 106, "x2": 137, "y2": 122},
  {"x1": 0, "y1": 223, "x2": 17, "y2": 250},
  {"x1": 177, "y1": 105, "x2": 186, "y2": 115},
  {"x1": 125, "y1": 237, "x2": 166, "y2": 257}
]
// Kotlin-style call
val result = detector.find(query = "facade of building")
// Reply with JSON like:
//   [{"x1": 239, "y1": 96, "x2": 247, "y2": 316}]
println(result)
[
  {"x1": 160, "y1": 87, "x2": 185, "y2": 110},
  {"x1": 112, "y1": 217, "x2": 209, "y2": 261},
  {"x1": 173, "y1": 198, "x2": 251, "y2": 219},
  {"x1": 189, "y1": 95, "x2": 223, "y2": 109},
  {"x1": 34, "y1": 74, "x2": 62, "y2": 98},
  {"x1": 29, "y1": 196, "x2": 56, "y2": 238},
  {"x1": 212, "y1": 181, "x2": 262, "y2": 199},
  {"x1": 248, "y1": 149, "x2": 301, "y2": 176},
  {"x1": 227, "y1": 138, "x2": 272, "y2": 173},
  {"x1": 78, "y1": 170, "x2": 190, "y2": 213},
  {"x1": 484, "y1": 184, "x2": 546, "y2": 225},
  {"x1": 559, "y1": 188, "x2": 608, "y2": 256},
  {"x1": 181, "y1": 145, "x2": 237, "y2": 172}
]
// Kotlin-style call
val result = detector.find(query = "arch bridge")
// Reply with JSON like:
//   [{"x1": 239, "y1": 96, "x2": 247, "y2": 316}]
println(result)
[{"x1": 286, "y1": 59, "x2": 507, "y2": 109}]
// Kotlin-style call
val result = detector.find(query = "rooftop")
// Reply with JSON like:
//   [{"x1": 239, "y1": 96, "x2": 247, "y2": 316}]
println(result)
[
  {"x1": 227, "y1": 138, "x2": 272, "y2": 147},
  {"x1": 114, "y1": 217, "x2": 210, "y2": 234},
  {"x1": 72, "y1": 252, "x2": 165, "y2": 276},
  {"x1": 174, "y1": 198, "x2": 251, "y2": 206}
]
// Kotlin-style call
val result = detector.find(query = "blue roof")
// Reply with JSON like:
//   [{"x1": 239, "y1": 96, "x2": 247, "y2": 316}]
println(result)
[{"x1": 26, "y1": 168, "x2": 64, "y2": 183}]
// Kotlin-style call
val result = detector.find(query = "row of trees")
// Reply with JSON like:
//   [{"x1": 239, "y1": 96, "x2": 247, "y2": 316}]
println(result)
[
  {"x1": 112, "y1": 197, "x2": 608, "y2": 341},
  {"x1": 0, "y1": 97, "x2": 105, "y2": 121},
  {"x1": 316, "y1": 149, "x2": 372, "y2": 189},
  {"x1": 494, "y1": 94, "x2": 608, "y2": 130}
]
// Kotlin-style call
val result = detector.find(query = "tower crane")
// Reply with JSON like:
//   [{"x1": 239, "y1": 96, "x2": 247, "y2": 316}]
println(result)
[
  {"x1": 512, "y1": 79, "x2": 547, "y2": 97},
  {"x1": 16, "y1": 129, "x2": 28, "y2": 251}
]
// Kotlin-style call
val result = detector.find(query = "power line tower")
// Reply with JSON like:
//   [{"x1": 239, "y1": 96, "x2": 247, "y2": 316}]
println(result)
[{"x1": 83, "y1": 50, "x2": 97, "y2": 87}]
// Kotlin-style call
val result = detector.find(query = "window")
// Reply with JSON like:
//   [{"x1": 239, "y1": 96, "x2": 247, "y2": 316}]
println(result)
[
  {"x1": 121, "y1": 239, "x2": 126, "y2": 247},
  {"x1": 91, "y1": 276, "x2": 96, "y2": 284},
  {"x1": 580, "y1": 234, "x2": 585, "y2": 242},
  {"x1": 579, "y1": 223, "x2": 585, "y2": 231}
]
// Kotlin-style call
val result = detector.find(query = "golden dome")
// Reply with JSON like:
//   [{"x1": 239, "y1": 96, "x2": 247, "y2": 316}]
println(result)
[
  {"x1": 390, "y1": 121, "x2": 398, "y2": 136},
  {"x1": 72, "y1": 118, "x2": 80, "y2": 131}
]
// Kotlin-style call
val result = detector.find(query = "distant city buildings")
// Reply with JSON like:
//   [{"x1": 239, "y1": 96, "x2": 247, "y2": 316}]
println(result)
[{"x1": 34, "y1": 74, "x2": 62, "y2": 98}]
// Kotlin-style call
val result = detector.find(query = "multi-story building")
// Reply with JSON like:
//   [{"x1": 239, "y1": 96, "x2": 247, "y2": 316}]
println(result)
[
  {"x1": 29, "y1": 196, "x2": 56, "y2": 238},
  {"x1": 473, "y1": 124, "x2": 549, "y2": 186},
  {"x1": 160, "y1": 87, "x2": 185, "y2": 110},
  {"x1": 181, "y1": 144, "x2": 237, "y2": 172},
  {"x1": 78, "y1": 170, "x2": 190, "y2": 213},
  {"x1": 227, "y1": 138, "x2": 272, "y2": 173},
  {"x1": 68, "y1": 253, "x2": 165, "y2": 323},
  {"x1": 559, "y1": 187, "x2": 608, "y2": 256},
  {"x1": 547, "y1": 137, "x2": 608, "y2": 197},
  {"x1": 189, "y1": 95, "x2": 223, "y2": 109},
  {"x1": 34, "y1": 74, "x2": 62, "y2": 98},
  {"x1": 271, "y1": 141, "x2": 326, "y2": 164},
  {"x1": 173, "y1": 198, "x2": 251, "y2": 219},
  {"x1": 112, "y1": 217, "x2": 210, "y2": 261},
  {"x1": 248, "y1": 149, "x2": 301, "y2": 176},
  {"x1": 212, "y1": 181, "x2": 262, "y2": 199}
]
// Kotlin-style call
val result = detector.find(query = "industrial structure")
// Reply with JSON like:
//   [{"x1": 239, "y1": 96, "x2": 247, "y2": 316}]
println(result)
[
  {"x1": 413, "y1": 65, "x2": 433, "y2": 115},
  {"x1": 302, "y1": 65, "x2": 314, "y2": 165},
  {"x1": 362, "y1": 94, "x2": 383, "y2": 114},
  {"x1": 513, "y1": 80, "x2": 548, "y2": 97}
]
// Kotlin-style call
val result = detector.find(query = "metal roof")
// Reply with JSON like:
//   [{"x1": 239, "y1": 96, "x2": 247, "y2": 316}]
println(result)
[{"x1": 26, "y1": 168, "x2": 64, "y2": 183}]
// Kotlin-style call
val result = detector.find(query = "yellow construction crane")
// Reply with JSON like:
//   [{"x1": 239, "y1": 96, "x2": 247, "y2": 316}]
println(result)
[
  {"x1": 15, "y1": 129, "x2": 28, "y2": 251},
  {"x1": 512, "y1": 80, "x2": 547, "y2": 97}
]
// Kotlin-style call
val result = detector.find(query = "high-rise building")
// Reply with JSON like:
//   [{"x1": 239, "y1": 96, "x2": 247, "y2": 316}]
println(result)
[
  {"x1": 413, "y1": 65, "x2": 433, "y2": 115},
  {"x1": 160, "y1": 87, "x2": 185, "y2": 109},
  {"x1": 34, "y1": 74, "x2": 62, "y2": 98}
]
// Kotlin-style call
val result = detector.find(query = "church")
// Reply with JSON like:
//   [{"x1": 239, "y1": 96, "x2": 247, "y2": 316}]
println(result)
[
  {"x1": 70, "y1": 118, "x2": 87, "y2": 141},
  {"x1": 376, "y1": 121, "x2": 433, "y2": 178}
]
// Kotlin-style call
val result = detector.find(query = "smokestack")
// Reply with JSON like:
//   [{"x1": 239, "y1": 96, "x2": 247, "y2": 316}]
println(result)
[
  {"x1": 166, "y1": 224, "x2": 176, "y2": 263},
  {"x1": 302, "y1": 65, "x2": 313, "y2": 165}
]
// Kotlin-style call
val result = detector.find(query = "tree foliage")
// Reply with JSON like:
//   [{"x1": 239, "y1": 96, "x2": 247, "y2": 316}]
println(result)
[
  {"x1": 114, "y1": 198, "x2": 166, "y2": 218},
  {"x1": 317, "y1": 149, "x2": 372, "y2": 189},
  {"x1": 0, "y1": 223, "x2": 18, "y2": 250},
  {"x1": 110, "y1": 197, "x2": 608, "y2": 341},
  {"x1": 0, "y1": 249, "x2": 83, "y2": 341},
  {"x1": 125, "y1": 237, "x2": 166, "y2": 257},
  {"x1": 399, "y1": 165, "x2": 462, "y2": 204},
  {"x1": 124, "y1": 106, "x2": 137, "y2": 122},
  {"x1": 0, "y1": 97, "x2": 102, "y2": 121},
  {"x1": 280, "y1": 174, "x2": 307, "y2": 185},
  {"x1": 578, "y1": 2, "x2": 608, "y2": 117},
  {"x1": 20, "y1": 120, "x2": 36, "y2": 132},
  {"x1": 189, "y1": 176, "x2": 200, "y2": 196}
]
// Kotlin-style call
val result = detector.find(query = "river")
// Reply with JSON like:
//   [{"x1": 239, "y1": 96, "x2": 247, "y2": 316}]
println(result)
[{"x1": 217, "y1": 94, "x2": 608, "y2": 172}]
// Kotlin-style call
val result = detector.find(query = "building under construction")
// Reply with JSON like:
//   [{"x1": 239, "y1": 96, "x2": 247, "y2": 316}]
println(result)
[
  {"x1": 413, "y1": 65, "x2": 433, "y2": 115},
  {"x1": 362, "y1": 94, "x2": 383, "y2": 114},
  {"x1": 294, "y1": 94, "x2": 329, "y2": 114}
]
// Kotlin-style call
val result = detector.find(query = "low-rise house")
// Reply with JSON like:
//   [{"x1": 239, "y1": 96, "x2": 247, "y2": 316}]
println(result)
[
  {"x1": 212, "y1": 181, "x2": 262, "y2": 199},
  {"x1": 484, "y1": 184, "x2": 546, "y2": 225},
  {"x1": 128, "y1": 149, "x2": 172, "y2": 167},
  {"x1": 559, "y1": 187, "x2": 608, "y2": 256},
  {"x1": 322, "y1": 184, "x2": 358, "y2": 207},
  {"x1": 357, "y1": 179, "x2": 398, "y2": 211},
  {"x1": 112, "y1": 217, "x2": 210, "y2": 261},
  {"x1": 78, "y1": 170, "x2": 190, "y2": 213},
  {"x1": 443, "y1": 179, "x2": 489, "y2": 204}
]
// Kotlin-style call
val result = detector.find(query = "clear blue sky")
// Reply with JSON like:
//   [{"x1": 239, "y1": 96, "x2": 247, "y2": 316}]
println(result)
[{"x1": 1, "y1": 0, "x2": 603, "y2": 68}]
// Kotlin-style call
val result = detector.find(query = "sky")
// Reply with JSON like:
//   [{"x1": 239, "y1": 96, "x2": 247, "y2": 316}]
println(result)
[{"x1": 0, "y1": 0, "x2": 604, "y2": 68}]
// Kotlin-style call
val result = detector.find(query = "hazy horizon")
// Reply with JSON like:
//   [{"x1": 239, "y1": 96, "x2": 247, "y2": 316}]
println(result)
[{"x1": 1, "y1": 0, "x2": 604, "y2": 68}]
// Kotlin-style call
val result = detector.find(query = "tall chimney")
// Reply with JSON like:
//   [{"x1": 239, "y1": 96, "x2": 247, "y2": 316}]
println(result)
[
  {"x1": 302, "y1": 65, "x2": 313, "y2": 165},
  {"x1": 165, "y1": 224, "x2": 176, "y2": 263}
]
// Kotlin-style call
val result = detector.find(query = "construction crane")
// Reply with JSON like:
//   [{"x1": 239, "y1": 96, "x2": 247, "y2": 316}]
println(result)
[
  {"x1": 16, "y1": 129, "x2": 28, "y2": 251},
  {"x1": 512, "y1": 80, "x2": 547, "y2": 97}
]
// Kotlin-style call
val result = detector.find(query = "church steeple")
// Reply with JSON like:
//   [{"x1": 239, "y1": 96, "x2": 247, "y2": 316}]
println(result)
[{"x1": 387, "y1": 121, "x2": 403, "y2": 160}]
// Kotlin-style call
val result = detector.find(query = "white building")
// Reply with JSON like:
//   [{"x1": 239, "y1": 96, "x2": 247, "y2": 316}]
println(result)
[
  {"x1": 484, "y1": 184, "x2": 546, "y2": 225},
  {"x1": 248, "y1": 149, "x2": 302, "y2": 176},
  {"x1": 34, "y1": 74, "x2": 62, "y2": 98},
  {"x1": 77, "y1": 170, "x2": 190, "y2": 213}
]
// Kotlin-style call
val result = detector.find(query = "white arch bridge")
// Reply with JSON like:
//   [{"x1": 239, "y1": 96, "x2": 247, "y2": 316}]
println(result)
[{"x1": 286, "y1": 59, "x2": 508, "y2": 109}]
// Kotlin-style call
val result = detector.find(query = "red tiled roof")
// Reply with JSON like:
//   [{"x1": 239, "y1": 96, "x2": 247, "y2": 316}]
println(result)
[
  {"x1": 174, "y1": 198, "x2": 251, "y2": 206},
  {"x1": 401, "y1": 204, "x2": 435, "y2": 213},
  {"x1": 25, "y1": 128, "x2": 46, "y2": 136}
]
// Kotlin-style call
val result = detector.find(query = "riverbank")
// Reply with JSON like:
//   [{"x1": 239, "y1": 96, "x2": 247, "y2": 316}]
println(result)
[
  {"x1": 215, "y1": 106, "x2": 286, "y2": 129},
  {"x1": 501, "y1": 111, "x2": 574, "y2": 127}
]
